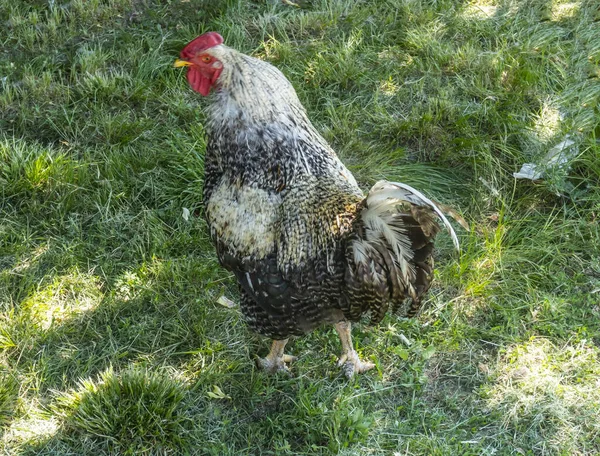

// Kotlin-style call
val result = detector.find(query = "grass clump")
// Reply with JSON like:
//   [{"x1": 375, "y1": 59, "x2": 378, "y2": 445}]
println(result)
[
  {"x1": 0, "y1": 371, "x2": 18, "y2": 426},
  {"x1": 54, "y1": 368, "x2": 194, "y2": 455}
]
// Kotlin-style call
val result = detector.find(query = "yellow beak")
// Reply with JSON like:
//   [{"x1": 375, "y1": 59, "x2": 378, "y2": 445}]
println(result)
[{"x1": 173, "y1": 59, "x2": 193, "y2": 68}]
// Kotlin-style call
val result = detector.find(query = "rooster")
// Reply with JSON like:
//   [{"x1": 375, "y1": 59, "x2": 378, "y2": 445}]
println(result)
[{"x1": 175, "y1": 32, "x2": 460, "y2": 377}]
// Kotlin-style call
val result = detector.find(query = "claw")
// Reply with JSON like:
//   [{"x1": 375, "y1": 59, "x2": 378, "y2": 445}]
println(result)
[
  {"x1": 256, "y1": 354, "x2": 296, "y2": 374},
  {"x1": 338, "y1": 350, "x2": 375, "y2": 378},
  {"x1": 256, "y1": 339, "x2": 296, "y2": 374},
  {"x1": 282, "y1": 354, "x2": 298, "y2": 363},
  {"x1": 334, "y1": 321, "x2": 375, "y2": 378}
]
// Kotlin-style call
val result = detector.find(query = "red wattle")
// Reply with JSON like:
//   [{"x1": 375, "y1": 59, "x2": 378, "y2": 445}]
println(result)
[
  {"x1": 187, "y1": 67, "x2": 211, "y2": 96},
  {"x1": 198, "y1": 75, "x2": 211, "y2": 97}
]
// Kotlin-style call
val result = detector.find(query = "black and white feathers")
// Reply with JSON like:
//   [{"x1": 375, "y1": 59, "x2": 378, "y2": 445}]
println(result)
[
  {"x1": 198, "y1": 42, "x2": 460, "y2": 338},
  {"x1": 344, "y1": 181, "x2": 459, "y2": 324}
]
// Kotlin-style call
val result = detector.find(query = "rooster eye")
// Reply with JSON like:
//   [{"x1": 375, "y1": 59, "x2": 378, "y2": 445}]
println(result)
[{"x1": 201, "y1": 55, "x2": 212, "y2": 63}]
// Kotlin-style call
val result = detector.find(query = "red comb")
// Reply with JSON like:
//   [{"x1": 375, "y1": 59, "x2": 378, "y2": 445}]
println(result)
[{"x1": 180, "y1": 32, "x2": 224, "y2": 59}]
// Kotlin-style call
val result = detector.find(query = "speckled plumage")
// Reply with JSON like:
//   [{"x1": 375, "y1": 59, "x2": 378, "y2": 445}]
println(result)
[{"x1": 183, "y1": 38, "x2": 459, "y2": 371}]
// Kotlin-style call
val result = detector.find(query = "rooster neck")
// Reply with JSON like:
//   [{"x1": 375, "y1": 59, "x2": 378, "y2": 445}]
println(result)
[
  {"x1": 206, "y1": 97, "x2": 340, "y2": 191},
  {"x1": 202, "y1": 49, "x2": 358, "y2": 192},
  {"x1": 206, "y1": 117, "x2": 333, "y2": 192}
]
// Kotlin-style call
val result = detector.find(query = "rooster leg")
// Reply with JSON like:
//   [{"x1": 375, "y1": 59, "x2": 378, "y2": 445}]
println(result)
[
  {"x1": 256, "y1": 339, "x2": 297, "y2": 374},
  {"x1": 335, "y1": 321, "x2": 375, "y2": 378}
]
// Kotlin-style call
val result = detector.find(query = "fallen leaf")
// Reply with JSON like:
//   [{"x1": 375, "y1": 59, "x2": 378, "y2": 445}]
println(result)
[
  {"x1": 217, "y1": 295, "x2": 237, "y2": 308},
  {"x1": 207, "y1": 385, "x2": 231, "y2": 400}
]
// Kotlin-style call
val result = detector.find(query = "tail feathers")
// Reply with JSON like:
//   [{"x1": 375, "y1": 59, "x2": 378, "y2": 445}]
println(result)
[
  {"x1": 366, "y1": 180, "x2": 460, "y2": 251},
  {"x1": 344, "y1": 180, "x2": 460, "y2": 323}
]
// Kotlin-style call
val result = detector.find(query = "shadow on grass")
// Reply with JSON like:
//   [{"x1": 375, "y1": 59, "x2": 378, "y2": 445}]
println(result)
[
  {"x1": 1, "y1": 249, "x2": 243, "y2": 454},
  {"x1": 1, "y1": 230, "x2": 383, "y2": 454}
]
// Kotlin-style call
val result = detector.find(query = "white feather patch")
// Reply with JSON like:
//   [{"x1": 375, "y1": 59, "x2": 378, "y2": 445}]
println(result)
[
  {"x1": 362, "y1": 208, "x2": 415, "y2": 279},
  {"x1": 367, "y1": 180, "x2": 460, "y2": 250}
]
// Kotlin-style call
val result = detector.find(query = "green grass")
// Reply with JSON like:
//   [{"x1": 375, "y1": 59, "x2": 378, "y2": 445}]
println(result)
[{"x1": 1, "y1": 0, "x2": 599, "y2": 454}]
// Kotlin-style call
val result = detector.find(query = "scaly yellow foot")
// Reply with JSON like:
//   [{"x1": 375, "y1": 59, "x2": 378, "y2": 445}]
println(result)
[
  {"x1": 255, "y1": 339, "x2": 297, "y2": 374},
  {"x1": 335, "y1": 321, "x2": 375, "y2": 378},
  {"x1": 337, "y1": 349, "x2": 375, "y2": 378}
]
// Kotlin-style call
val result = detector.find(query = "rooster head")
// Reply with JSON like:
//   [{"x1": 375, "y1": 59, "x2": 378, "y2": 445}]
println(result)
[{"x1": 175, "y1": 32, "x2": 224, "y2": 96}]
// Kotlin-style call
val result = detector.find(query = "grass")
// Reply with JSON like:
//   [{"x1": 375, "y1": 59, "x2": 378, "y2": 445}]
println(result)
[{"x1": 0, "y1": 0, "x2": 599, "y2": 454}]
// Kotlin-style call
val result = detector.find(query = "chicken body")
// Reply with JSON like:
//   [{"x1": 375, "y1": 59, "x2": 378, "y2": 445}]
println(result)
[{"x1": 177, "y1": 34, "x2": 458, "y2": 376}]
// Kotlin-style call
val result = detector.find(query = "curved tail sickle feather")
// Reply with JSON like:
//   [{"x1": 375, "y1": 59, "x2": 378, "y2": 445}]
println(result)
[{"x1": 367, "y1": 180, "x2": 461, "y2": 250}]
